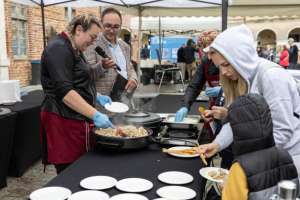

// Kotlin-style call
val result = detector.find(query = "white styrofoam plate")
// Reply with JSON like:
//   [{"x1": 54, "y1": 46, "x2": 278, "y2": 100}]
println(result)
[
  {"x1": 68, "y1": 190, "x2": 109, "y2": 200},
  {"x1": 29, "y1": 186, "x2": 72, "y2": 200},
  {"x1": 166, "y1": 146, "x2": 199, "y2": 158},
  {"x1": 116, "y1": 178, "x2": 153, "y2": 193},
  {"x1": 110, "y1": 193, "x2": 148, "y2": 200},
  {"x1": 156, "y1": 186, "x2": 196, "y2": 200},
  {"x1": 158, "y1": 171, "x2": 193, "y2": 185},
  {"x1": 104, "y1": 102, "x2": 129, "y2": 113},
  {"x1": 80, "y1": 176, "x2": 117, "y2": 190},
  {"x1": 199, "y1": 167, "x2": 229, "y2": 183}
]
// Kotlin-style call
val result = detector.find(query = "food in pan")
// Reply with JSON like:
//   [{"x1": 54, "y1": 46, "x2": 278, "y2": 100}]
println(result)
[
  {"x1": 95, "y1": 125, "x2": 147, "y2": 138},
  {"x1": 208, "y1": 169, "x2": 227, "y2": 180},
  {"x1": 167, "y1": 117, "x2": 199, "y2": 124}
]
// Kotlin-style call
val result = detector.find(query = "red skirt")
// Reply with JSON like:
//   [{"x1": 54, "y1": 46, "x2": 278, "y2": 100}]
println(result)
[{"x1": 40, "y1": 111, "x2": 93, "y2": 164}]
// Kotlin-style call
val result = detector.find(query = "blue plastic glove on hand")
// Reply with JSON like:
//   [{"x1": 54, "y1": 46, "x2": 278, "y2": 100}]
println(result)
[
  {"x1": 96, "y1": 94, "x2": 112, "y2": 107},
  {"x1": 205, "y1": 86, "x2": 221, "y2": 98},
  {"x1": 93, "y1": 111, "x2": 114, "y2": 128},
  {"x1": 175, "y1": 107, "x2": 188, "y2": 122}
]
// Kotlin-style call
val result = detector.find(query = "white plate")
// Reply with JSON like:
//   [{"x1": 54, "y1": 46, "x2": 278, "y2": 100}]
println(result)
[
  {"x1": 68, "y1": 190, "x2": 109, "y2": 200},
  {"x1": 166, "y1": 146, "x2": 199, "y2": 158},
  {"x1": 158, "y1": 171, "x2": 193, "y2": 185},
  {"x1": 116, "y1": 178, "x2": 153, "y2": 193},
  {"x1": 199, "y1": 167, "x2": 229, "y2": 183},
  {"x1": 156, "y1": 186, "x2": 196, "y2": 200},
  {"x1": 110, "y1": 193, "x2": 148, "y2": 200},
  {"x1": 104, "y1": 102, "x2": 129, "y2": 113},
  {"x1": 152, "y1": 198, "x2": 169, "y2": 200},
  {"x1": 80, "y1": 176, "x2": 117, "y2": 190},
  {"x1": 29, "y1": 186, "x2": 72, "y2": 200}
]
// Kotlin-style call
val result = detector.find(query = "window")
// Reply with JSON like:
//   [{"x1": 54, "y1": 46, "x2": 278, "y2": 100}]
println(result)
[
  {"x1": 64, "y1": 7, "x2": 76, "y2": 21},
  {"x1": 11, "y1": 3, "x2": 28, "y2": 58}
]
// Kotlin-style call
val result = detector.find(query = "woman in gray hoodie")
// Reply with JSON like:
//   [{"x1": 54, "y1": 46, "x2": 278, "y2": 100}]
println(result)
[{"x1": 199, "y1": 25, "x2": 300, "y2": 181}]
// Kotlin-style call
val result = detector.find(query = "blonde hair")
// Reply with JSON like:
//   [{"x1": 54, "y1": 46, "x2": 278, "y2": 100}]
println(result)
[
  {"x1": 208, "y1": 47, "x2": 248, "y2": 106},
  {"x1": 66, "y1": 14, "x2": 100, "y2": 36},
  {"x1": 221, "y1": 72, "x2": 247, "y2": 107}
]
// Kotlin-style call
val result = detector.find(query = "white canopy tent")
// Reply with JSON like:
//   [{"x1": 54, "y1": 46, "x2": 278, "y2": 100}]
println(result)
[
  {"x1": 131, "y1": 16, "x2": 222, "y2": 32},
  {"x1": 10, "y1": 0, "x2": 300, "y2": 54},
  {"x1": 10, "y1": 0, "x2": 228, "y2": 47}
]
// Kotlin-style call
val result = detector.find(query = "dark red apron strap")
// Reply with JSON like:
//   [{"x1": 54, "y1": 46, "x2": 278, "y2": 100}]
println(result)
[{"x1": 203, "y1": 60, "x2": 220, "y2": 108}]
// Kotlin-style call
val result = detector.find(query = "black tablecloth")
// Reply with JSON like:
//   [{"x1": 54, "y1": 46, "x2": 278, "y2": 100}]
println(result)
[
  {"x1": 2, "y1": 90, "x2": 44, "y2": 177},
  {"x1": 0, "y1": 112, "x2": 17, "y2": 188},
  {"x1": 46, "y1": 144, "x2": 204, "y2": 199},
  {"x1": 3, "y1": 90, "x2": 44, "y2": 112},
  {"x1": 142, "y1": 94, "x2": 208, "y2": 115}
]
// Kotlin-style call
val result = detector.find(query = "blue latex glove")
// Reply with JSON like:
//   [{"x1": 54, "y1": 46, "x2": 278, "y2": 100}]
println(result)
[
  {"x1": 205, "y1": 86, "x2": 221, "y2": 98},
  {"x1": 93, "y1": 111, "x2": 114, "y2": 128},
  {"x1": 96, "y1": 94, "x2": 112, "y2": 107},
  {"x1": 175, "y1": 107, "x2": 188, "y2": 122}
]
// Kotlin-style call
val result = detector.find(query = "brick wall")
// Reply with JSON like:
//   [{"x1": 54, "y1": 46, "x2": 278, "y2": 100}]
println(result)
[{"x1": 4, "y1": 0, "x2": 100, "y2": 86}]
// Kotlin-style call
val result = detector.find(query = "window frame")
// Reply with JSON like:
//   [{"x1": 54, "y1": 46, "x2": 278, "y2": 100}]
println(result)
[{"x1": 11, "y1": 3, "x2": 28, "y2": 59}]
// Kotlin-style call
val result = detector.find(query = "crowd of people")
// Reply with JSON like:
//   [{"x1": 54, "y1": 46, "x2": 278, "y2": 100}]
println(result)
[
  {"x1": 39, "y1": 7, "x2": 300, "y2": 200},
  {"x1": 257, "y1": 37, "x2": 300, "y2": 70}
]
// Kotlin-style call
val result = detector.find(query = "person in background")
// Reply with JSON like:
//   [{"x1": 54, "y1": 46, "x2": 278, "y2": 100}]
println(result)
[
  {"x1": 40, "y1": 14, "x2": 113, "y2": 174},
  {"x1": 288, "y1": 37, "x2": 299, "y2": 69},
  {"x1": 175, "y1": 30, "x2": 220, "y2": 132},
  {"x1": 221, "y1": 94, "x2": 299, "y2": 200},
  {"x1": 177, "y1": 44, "x2": 186, "y2": 82},
  {"x1": 183, "y1": 39, "x2": 197, "y2": 81},
  {"x1": 85, "y1": 7, "x2": 138, "y2": 102},
  {"x1": 256, "y1": 46, "x2": 263, "y2": 57},
  {"x1": 140, "y1": 44, "x2": 150, "y2": 59},
  {"x1": 279, "y1": 44, "x2": 289, "y2": 69},
  {"x1": 198, "y1": 25, "x2": 300, "y2": 182}
]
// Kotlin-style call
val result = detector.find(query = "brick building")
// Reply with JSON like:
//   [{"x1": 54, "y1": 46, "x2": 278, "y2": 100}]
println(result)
[{"x1": 1, "y1": 0, "x2": 103, "y2": 86}]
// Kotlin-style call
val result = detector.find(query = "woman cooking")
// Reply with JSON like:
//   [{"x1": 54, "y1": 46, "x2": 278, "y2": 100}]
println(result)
[
  {"x1": 40, "y1": 14, "x2": 113, "y2": 173},
  {"x1": 199, "y1": 25, "x2": 300, "y2": 182}
]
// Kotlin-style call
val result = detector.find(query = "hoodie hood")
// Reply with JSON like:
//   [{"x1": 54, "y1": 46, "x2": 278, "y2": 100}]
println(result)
[
  {"x1": 226, "y1": 93, "x2": 275, "y2": 156},
  {"x1": 210, "y1": 25, "x2": 260, "y2": 91}
]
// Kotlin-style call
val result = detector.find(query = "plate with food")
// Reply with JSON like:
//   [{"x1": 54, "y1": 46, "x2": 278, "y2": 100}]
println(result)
[
  {"x1": 199, "y1": 167, "x2": 229, "y2": 183},
  {"x1": 162, "y1": 146, "x2": 199, "y2": 158}
]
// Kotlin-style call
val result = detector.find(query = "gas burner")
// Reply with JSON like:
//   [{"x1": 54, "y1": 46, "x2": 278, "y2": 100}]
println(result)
[{"x1": 166, "y1": 129, "x2": 197, "y2": 139}]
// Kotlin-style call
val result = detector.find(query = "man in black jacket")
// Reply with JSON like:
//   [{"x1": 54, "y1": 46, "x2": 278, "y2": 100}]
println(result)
[{"x1": 177, "y1": 44, "x2": 186, "y2": 81}]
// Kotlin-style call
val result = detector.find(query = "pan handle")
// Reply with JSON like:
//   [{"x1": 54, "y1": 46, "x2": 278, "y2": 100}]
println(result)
[
  {"x1": 97, "y1": 140, "x2": 124, "y2": 148},
  {"x1": 147, "y1": 135, "x2": 159, "y2": 144}
]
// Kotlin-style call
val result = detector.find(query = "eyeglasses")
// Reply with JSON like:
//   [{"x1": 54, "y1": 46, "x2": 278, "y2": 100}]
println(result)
[
  {"x1": 103, "y1": 23, "x2": 121, "y2": 30},
  {"x1": 87, "y1": 32, "x2": 98, "y2": 41}
]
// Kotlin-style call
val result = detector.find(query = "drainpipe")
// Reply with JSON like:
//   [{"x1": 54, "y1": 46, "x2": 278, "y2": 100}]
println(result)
[{"x1": 0, "y1": 0, "x2": 10, "y2": 80}]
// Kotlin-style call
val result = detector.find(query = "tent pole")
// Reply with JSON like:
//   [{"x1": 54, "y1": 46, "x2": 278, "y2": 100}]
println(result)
[
  {"x1": 41, "y1": 0, "x2": 46, "y2": 48},
  {"x1": 162, "y1": 30, "x2": 164, "y2": 53},
  {"x1": 222, "y1": 0, "x2": 228, "y2": 31},
  {"x1": 158, "y1": 16, "x2": 161, "y2": 62},
  {"x1": 137, "y1": 6, "x2": 142, "y2": 78}
]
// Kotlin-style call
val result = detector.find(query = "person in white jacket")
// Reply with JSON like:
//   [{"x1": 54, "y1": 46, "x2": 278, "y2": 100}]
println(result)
[{"x1": 199, "y1": 24, "x2": 300, "y2": 178}]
